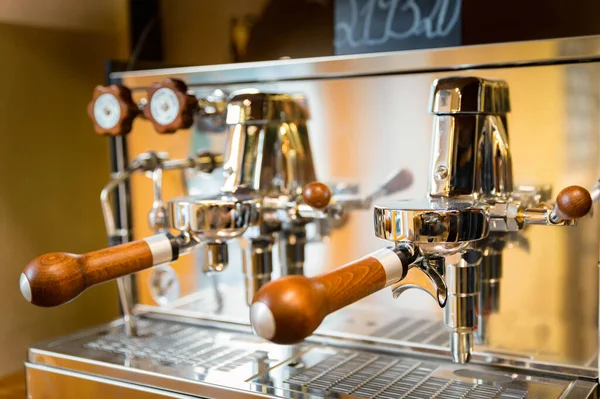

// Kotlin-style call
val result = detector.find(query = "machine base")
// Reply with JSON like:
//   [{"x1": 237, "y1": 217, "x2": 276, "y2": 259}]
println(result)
[{"x1": 26, "y1": 318, "x2": 598, "y2": 398}]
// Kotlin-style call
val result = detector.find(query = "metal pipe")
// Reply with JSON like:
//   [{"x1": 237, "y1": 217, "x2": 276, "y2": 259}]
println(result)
[
  {"x1": 243, "y1": 237, "x2": 274, "y2": 305},
  {"x1": 278, "y1": 227, "x2": 307, "y2": 276}
]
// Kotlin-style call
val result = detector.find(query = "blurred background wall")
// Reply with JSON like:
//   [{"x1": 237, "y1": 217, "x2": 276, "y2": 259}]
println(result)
[{"x1": 0, "y1": 0, "x2": 129, "y2": 378}]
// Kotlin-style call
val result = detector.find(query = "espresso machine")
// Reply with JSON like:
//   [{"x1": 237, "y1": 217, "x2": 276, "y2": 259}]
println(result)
[{"x1": 22, "y1": 36, "x2": 600, "y2": 398}]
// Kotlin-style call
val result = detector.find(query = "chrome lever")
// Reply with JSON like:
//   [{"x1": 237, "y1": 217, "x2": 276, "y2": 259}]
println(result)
[
  {"x1": 366, "y1": 168, "x2": 414, "y2": 204},
  {"x1": 333, "y1": 168, "x2": 414, "y2": 211},
  {"x1": 590, "y1": 179, "x2": 600, "y2": 203}
]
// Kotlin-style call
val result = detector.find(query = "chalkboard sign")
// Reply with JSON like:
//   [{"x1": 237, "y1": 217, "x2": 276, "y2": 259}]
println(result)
[{"x1": 334, "y1": 0, "x2": 462, "y2": 55}]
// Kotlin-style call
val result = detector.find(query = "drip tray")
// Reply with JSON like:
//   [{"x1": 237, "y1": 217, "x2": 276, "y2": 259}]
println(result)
[
  {"x1": 27, "y1": 318, "x2": 597, "y2": 398},
  {"x1": 275, "y1": 351, "x2": 527, "y2": 398}
]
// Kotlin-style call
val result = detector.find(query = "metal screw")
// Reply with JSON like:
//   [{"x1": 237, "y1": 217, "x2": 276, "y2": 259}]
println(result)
[{"x1": 435, "y1": 165, "x2": 448, "y2": 179}]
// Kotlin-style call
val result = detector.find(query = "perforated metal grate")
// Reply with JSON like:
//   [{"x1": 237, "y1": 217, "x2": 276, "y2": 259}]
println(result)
[
  {"x1": 372, "y1": 317, "x2": 449, "y2": 347},
  {"x1": 84, "y1": 321, "x2": 259, "y2": 373},
  {"x1": 285, "y1": 352, "x2": 528, "y2": 398}
]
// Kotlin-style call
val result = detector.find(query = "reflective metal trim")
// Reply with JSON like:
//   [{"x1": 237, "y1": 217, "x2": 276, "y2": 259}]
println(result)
[
  {"x1": 370, "y1": 248, "x2": 406, "y2": 286},
  {"x1": 143, "y1": 234, "x2": 174, "y2": 266},
  {"x1": 26, "y1": 363, "x2": 194, "y2": 398},
  {"x1": 112, "y1": 36, "x2": 600, "y2": 87},
  {"x1": 374, "y1": 199, "x2": 489, "y2": 244}
]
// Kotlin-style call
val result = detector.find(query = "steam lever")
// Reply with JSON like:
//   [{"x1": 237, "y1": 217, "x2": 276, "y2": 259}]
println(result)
[{"x1": 550, "y1": 185, "x2": 593, "y2": 223}]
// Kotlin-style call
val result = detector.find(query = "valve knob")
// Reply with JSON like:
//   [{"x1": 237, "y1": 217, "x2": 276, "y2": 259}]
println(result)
[
  {"x1": 144, "y1": 78, "x2": 198, "y2": 134},
  {"x1": 87, "y1": 85, "x2": 139, "y2": 136},
  {"x1": 302, "y1": 182, "x2": 332, "y2": 210},
  {"x1": 554, "y1": 185, "x2": 593, "y2": 221}
]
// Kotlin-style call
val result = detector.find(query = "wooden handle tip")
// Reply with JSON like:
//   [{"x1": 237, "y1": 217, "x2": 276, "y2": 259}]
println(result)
[
  {"x1": 303, "y1": 182, "x2": 332, "y2": 210},
  {"x1": 556, "y1": 185, "x2": 593, "y2": 219},
  {"x1": 251, "y1": 276, "x2": 326, "y2": 345},
  {"x1": 22, "y1": 252, "x2": 85, "y2": 307}
]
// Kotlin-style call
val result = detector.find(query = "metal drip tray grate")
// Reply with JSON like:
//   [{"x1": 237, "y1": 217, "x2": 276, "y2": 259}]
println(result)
[
  {"x1": 30, "y1": 318, "x2": 594, "y2": 398},
  {"x1": 84, "y1": 321, "x2": 261, "y2": 373},
  {"x1": 372, "y1": 317, "x2": 449, "y2": 347},
  {"x1": 284, "y1": 351, "x2": 528, "y2": 398}
]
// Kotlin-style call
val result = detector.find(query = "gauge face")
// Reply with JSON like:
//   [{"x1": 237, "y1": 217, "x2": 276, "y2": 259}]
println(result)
[
  {"x1": 93, "y1": 93, "x2": 121, "y2": 129},
  {"x1": 149, "y1": 265, "x2": 180, "y2": 305},
  {"x1": 150, "y1": 87, "x2": 180, "y2": 126}
]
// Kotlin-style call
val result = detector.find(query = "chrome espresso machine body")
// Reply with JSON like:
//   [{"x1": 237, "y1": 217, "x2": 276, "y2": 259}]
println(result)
[{"x1": 23, "y1": 37, "x2": 600, "y2": 398}]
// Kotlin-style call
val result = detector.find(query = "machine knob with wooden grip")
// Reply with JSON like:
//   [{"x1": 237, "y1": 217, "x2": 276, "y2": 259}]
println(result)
[
  {"x1": 20, "y1": 234, "x2": 178, "y2": 307},
  {"x1": 250, "y1": 247, "x2": 416, "y2": 344},
  {"x1": 88, "y1": 85, "x2": 139, "y2": 136},
  {"x1": 144, "y1": 78, "x2": 198, "y2": 134},
  {"x1": 302, "y1": 182, "x2": 332, "y2": 210},
  {"x1": 551, "y1": 185, "x2": 593, "y2": 223}
]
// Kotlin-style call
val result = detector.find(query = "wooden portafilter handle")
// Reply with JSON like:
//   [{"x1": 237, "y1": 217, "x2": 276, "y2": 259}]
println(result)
[
  {"x1": 552, "y1": 185, "x2": 593, "y2": 222},
  {"x1": 20, "y1": 234, "x2": 178, "y2": 307},
  {"x1": 250, "y1": 247, "x2": 416, "y2": 344}
]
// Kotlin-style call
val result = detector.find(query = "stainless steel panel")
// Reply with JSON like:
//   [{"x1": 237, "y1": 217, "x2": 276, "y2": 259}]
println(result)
[
  {"x1": 27, "y1": 318, "x2": 597, "y2": 398},
  {"x1": 116, "y1": 37, "x2": 600, "y2": 376},
  {"x1": 26, "y1": 363, "x2": 195, "y2": 399}
]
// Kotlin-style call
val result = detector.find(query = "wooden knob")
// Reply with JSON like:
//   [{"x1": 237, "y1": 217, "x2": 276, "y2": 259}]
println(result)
[
  {"x1": 87, "y1": 85, "x2": 139, "y2": 136},
  {"x1": 251, "y1": 248, "x2": 409, "y2": 344},
  {"x1": 20, "y1": 235, "x2": 176, "y2": 307},
  {"x1": 555, "y1": 185, "x2": 593, "y2": 220},
  {"x1": 143, "y1": 78, "x2": 198, "y2": 134},
  {"x1": 302, "y1": 182, "x2": 332, "y2": 210}
]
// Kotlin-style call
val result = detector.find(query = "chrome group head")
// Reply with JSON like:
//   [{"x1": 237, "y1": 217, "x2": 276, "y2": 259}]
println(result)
[{"x1": 373, "y1": 76, "x2": 589, "y2": 364}]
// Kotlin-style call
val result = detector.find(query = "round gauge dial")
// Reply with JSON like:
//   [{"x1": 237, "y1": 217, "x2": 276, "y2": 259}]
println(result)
[
  {"x1": 149, "y1": 265, "x2": 180, "y2": 305},
  {"x1": 143, "y1": 78, "x2": 197, "y2": 134},
  {"x1": 149, "y1": 87, "x2": 180, "y2": 126},
  {"x1": 93, "y1": 93, "x2": 122, "y2": 129},
  {"x1": 87, "y1": 84, "x2": 138, "y2": 136}
]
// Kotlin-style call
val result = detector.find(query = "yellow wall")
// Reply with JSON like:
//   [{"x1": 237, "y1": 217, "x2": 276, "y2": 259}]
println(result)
[
  {"x1": 0, "y1": 2, "x2": 129, "y2": 376},
  {"x1": 160, "y1": 0, "x2": 269, "y2": 66}
]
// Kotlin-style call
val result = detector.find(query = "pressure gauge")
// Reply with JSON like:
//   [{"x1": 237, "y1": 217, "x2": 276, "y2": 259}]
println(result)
[
  {"x1": 87, "y1": 85, "x2": 138, "y2": 136},
  {"x1": 149, "y1": 265, "x2": 180, "y2": 305},
  {"x1": 144, "y1": 78, "x2": 198, "y2": 134},
  {"x1": 149, "y1": 87, "x2": 180, "y2": 126},
  {"x1": 93, "y1": 93, "x2": 121, "y2": 129}
]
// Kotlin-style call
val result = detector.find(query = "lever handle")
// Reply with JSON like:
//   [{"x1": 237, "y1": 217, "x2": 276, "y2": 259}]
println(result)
[
  {"x1": 591, "y1": 180, "x2": 600, "y2": 203},
  {"x1": 552, "y1": 185, "x2": 593, "y2": 222},
  {"x1": 250, "y1": 247, "x2": 413, "y2": 344},
  {"x1": 367, "y1": 169, "x2": 413, "y2": 201},
  {"x1": 302, "y1": 182, "x2": 332, "y2": 210},
  {"x1": 20, "y1": 235, "x2": 177, "y2": 307}
]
